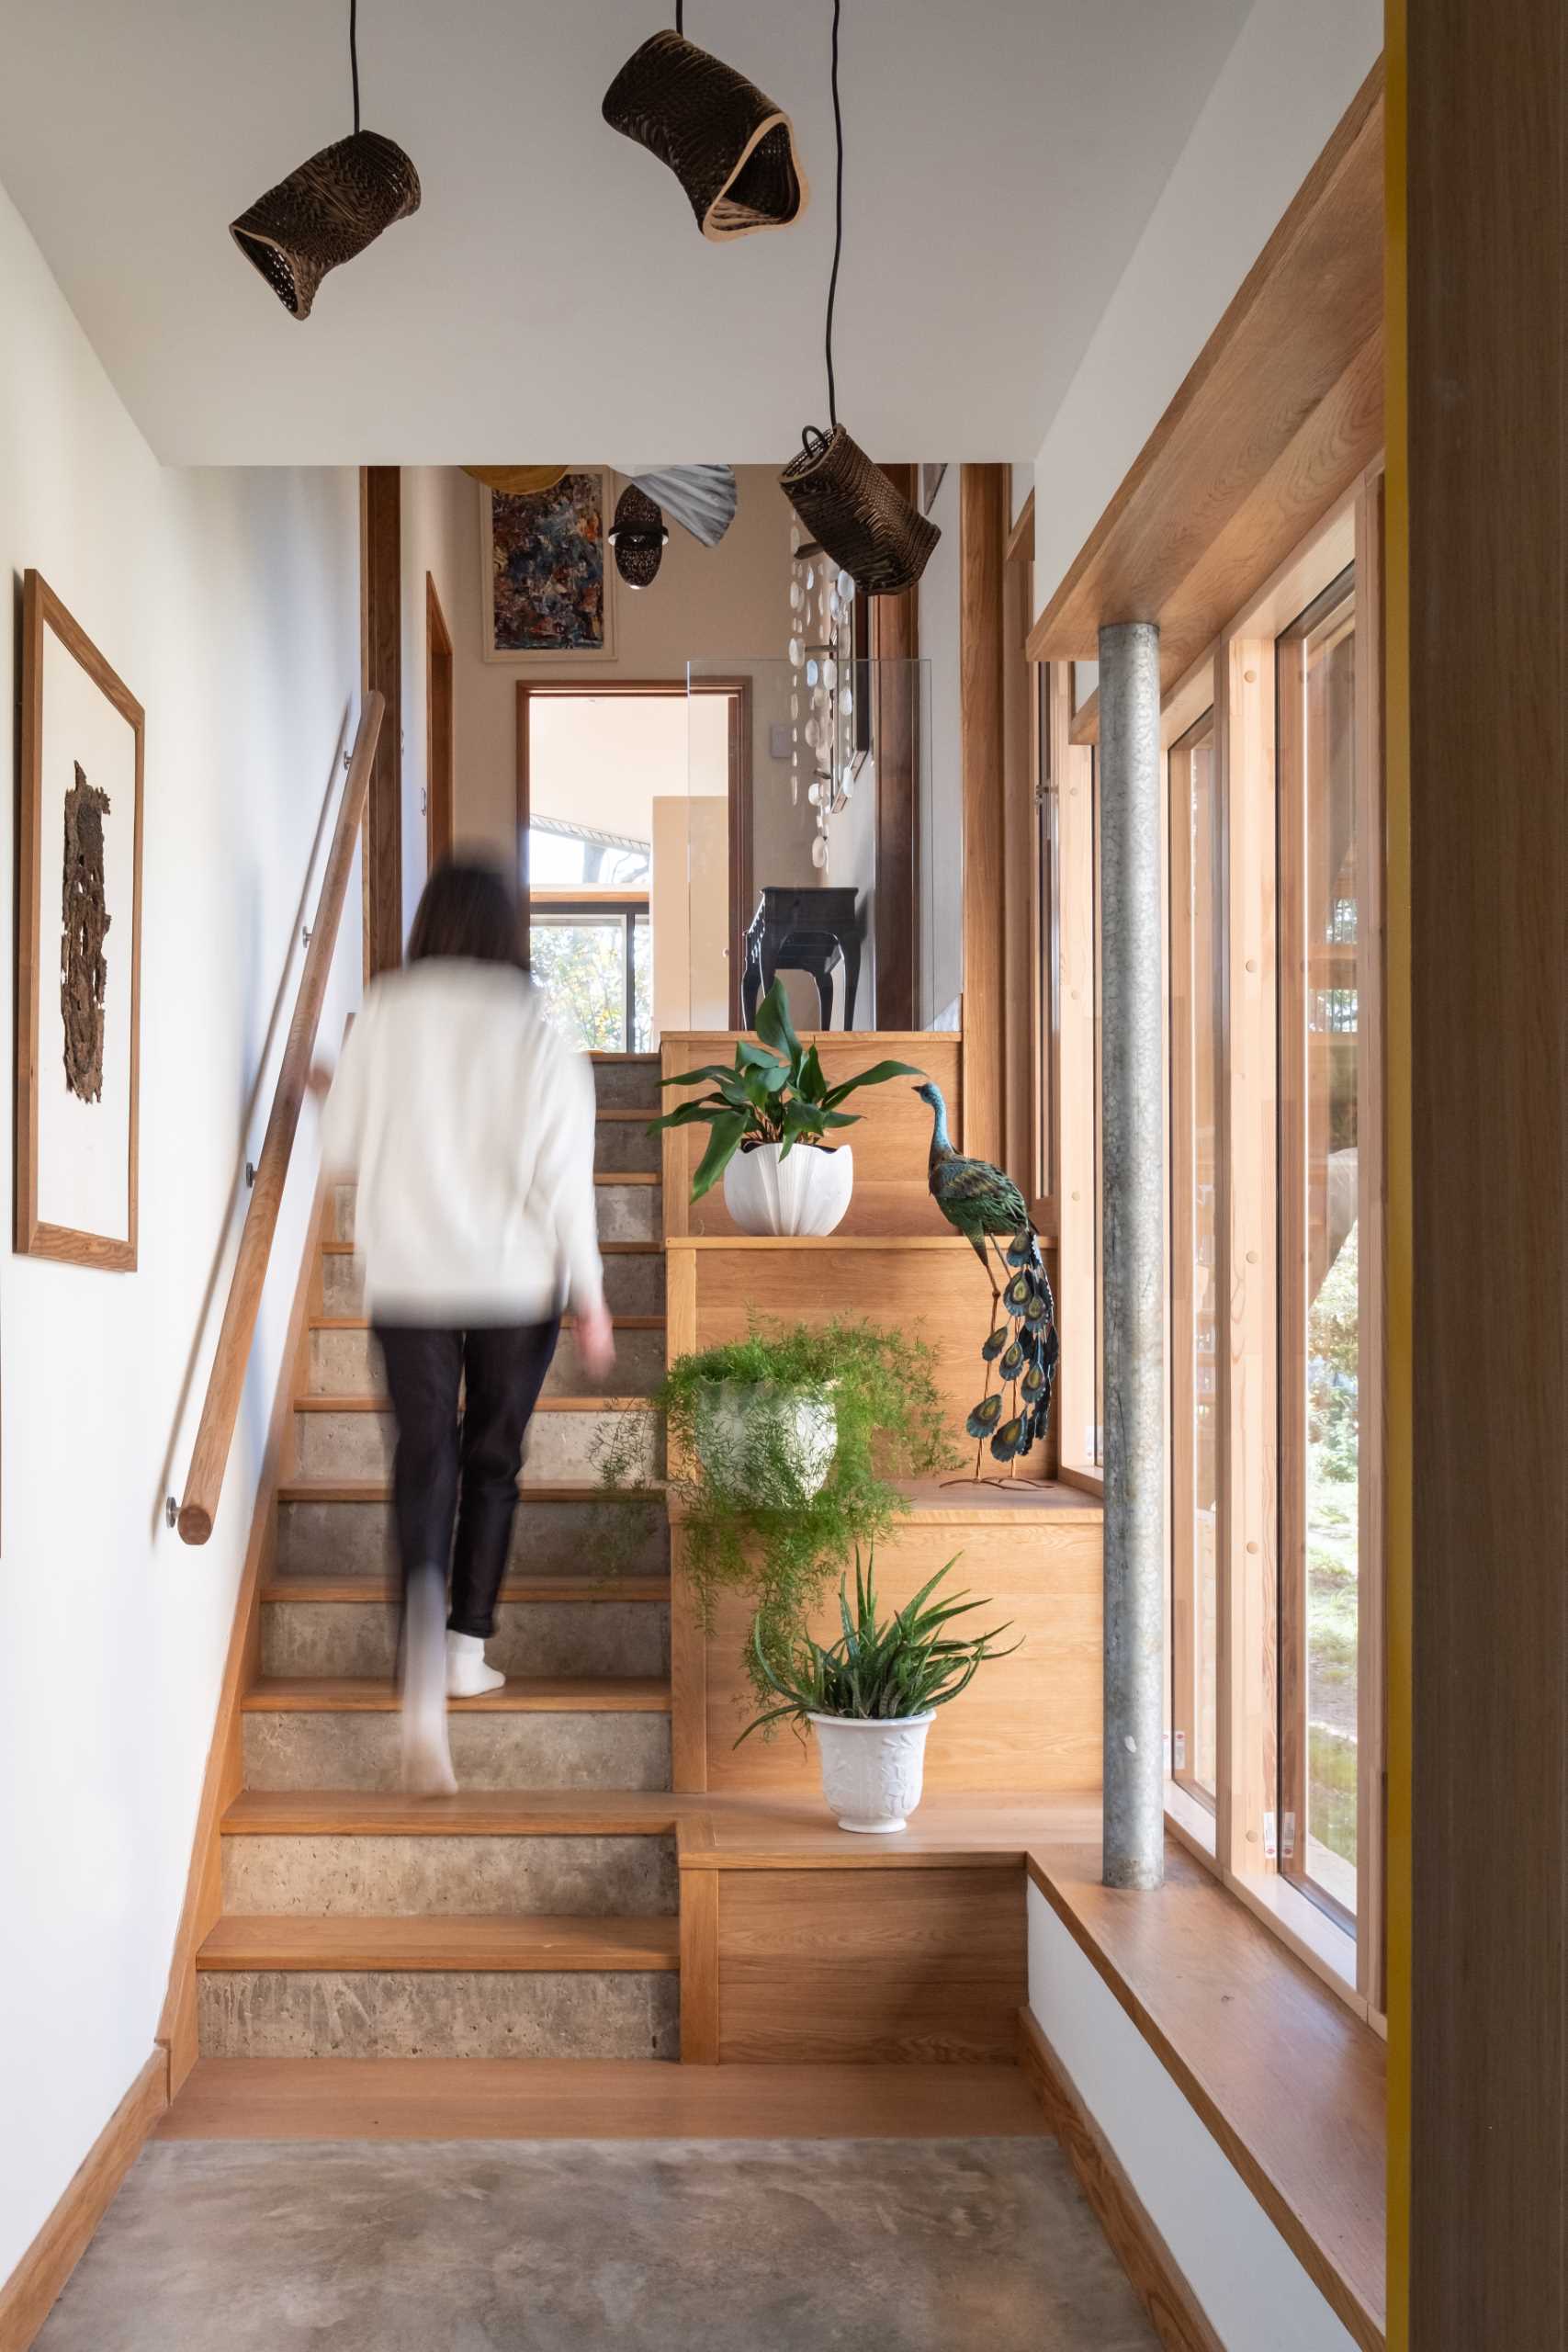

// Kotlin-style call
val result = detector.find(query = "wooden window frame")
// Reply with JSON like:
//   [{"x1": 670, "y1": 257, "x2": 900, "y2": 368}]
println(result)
[
  {"x1": 1167, "y1": 703, "x2": 1220, "y2": 1812},
  {"x1": 528, "y1": 893, "x2": 650, "y2": 1054}
]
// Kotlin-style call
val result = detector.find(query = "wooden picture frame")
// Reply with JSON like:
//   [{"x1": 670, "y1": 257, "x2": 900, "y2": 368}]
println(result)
[
  {"x1": 17, "y1": 571, "x2": 144, "y2": 1270},
  {"x1": 479, "y1": 471, "x2": 617, "y2": 664}
]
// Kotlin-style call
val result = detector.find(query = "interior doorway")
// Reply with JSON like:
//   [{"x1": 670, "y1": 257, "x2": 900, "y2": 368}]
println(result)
[
  {"x1": 514, "y1": 680, "x2": 750, "y2": 1050},
  {"x1": 425, "y1": 574, "x2": 454, "y2": 870}
]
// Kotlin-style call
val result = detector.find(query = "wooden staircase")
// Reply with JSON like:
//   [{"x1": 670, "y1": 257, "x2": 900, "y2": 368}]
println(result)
[{"x1": 192, "y1": 1050, "x2": 685, "y2": 2064}]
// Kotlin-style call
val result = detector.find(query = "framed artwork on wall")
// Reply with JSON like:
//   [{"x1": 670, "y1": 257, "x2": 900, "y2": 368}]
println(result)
[
  {"x1": 17, "y1": 571, "x2": 144, "y2": 1269},
  {"x1": 479, "y1": 470, "x2": 617, "y2": 662}
]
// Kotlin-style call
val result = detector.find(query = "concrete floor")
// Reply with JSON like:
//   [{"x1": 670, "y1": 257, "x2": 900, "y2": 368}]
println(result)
[{"x1": 37, "y1": 2136, "x2": 1156, "y2": 2350}]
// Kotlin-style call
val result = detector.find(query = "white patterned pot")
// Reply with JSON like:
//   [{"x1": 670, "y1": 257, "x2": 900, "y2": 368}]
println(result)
[
  {"x1": 723, "y1": 1140, "x2": 853, "y2": 1237},
  {"x1": 694, "y1": 1380, "x2": 838, "y2": 1503},
  {"x1": 809, "y1": 1711, "x2": 936, "y2": 1835}
]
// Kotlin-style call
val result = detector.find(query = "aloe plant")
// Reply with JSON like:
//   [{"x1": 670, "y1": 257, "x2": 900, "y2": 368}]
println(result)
[
  {"x1": 649, "y1": 978, "x2": 924, "y2": 1202},
  {"x1": 738, "y1": 1550, "x2": 1021, "y2": 1742}
]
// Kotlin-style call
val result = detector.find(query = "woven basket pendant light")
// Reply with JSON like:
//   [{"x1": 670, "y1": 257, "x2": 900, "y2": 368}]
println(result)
[
  {"x1": 610, "y1": 485, "x2": 671, "y2": 589},
  {"x1": 603, "y1": 6, "x2": 807, "y2": 242},
  {"x1": 231, "y1": 0, "x2": 421, "y2": 320},
  {"x1": 462, "y1": 466, "x2": 570, "y2": 498},
  {"x1": 778, "y1": 0, "x2": 937, "y2": 595}
]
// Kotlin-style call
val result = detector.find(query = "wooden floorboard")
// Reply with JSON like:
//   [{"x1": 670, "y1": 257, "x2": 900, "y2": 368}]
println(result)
[{"x1": 156, "y1": 2059, "x2": 1045, "y2": 2142}]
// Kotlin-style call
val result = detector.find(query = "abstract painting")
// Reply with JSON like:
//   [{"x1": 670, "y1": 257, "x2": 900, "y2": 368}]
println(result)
[
  {"x1": 17, "y1": 572, "x2": 144, "y2": 1269},
  {"x1": 480, "y1": 470, "x2": 616, "y2": 662}
]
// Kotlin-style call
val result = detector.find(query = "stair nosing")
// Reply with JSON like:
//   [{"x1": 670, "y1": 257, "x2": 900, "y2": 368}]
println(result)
[
  {"x1": 276, "y1": 1479, "x2": 665, "y2": 1504},
  {"x1": 197, "y1": 1913, "x2": 680, "y2": 1973},
  {"x1": 261, "y1": 1575, "x2": 670, "y2": 1605},
  {"x1": 295, "y1": 1395, "x2": 660, "y2": 1415},
  {"x1": 221, "y1": 1789, "x2": 681, "y2": 1837},
  {"x1": 308, "y1": 1314, "x2": 666, "y2": 1332},
  {"x1": 243, "y1": 1676, "x2": 671, "y2": 1714}
]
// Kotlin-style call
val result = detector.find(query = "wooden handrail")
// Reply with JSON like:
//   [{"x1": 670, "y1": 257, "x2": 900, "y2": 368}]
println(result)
[{"x1": 175, "y1": 693, "x2": 385, "y2": 1544}]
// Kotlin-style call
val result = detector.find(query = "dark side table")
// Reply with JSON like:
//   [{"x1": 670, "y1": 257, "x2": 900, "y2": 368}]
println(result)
[{"x1": 741, "y1": 886, "x2": 864, "y2": 1030}]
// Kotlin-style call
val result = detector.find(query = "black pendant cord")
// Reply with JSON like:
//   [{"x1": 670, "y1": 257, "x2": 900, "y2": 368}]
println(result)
[
  {"x1": 350, "y1": 0, "x2": 361, "y2": 133},
  {"x1": 675, "y1": 0, "x2": 684, "y2": 30},
  {"x1": 824, "y1": 0, "x2": 844, "y2": 432}
]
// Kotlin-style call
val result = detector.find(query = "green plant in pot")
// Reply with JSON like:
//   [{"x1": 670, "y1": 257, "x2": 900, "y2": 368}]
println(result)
[
  {"x1": 740, "y1": 1551, "x2": 1022, "y2": 1833},
  {"x1": 649, "y1": 979, "x2": 923, "y2": 1236},
  {"x1": 595, "y1": 1317, "x2": 957, "y2": 1700}
]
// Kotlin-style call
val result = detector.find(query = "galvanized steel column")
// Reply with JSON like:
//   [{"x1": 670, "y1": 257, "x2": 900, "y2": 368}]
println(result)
[{"x1": 1098, "y1": 620, "x2": 1166, "y2": 1891}]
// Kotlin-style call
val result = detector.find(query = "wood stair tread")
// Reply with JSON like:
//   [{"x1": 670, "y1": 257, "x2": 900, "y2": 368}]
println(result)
[
  {"x1": 243, "y1": 1676, "x2": 671, "y2": 1713},
  {"x1": 308, "y1": 1314, "x2": 666, "y2": 1331},
  {"x1": 222, "y1": 1789, "x2": 681, "y2": 1836},
  {"x1": 197, "y1": 1914, "x2": 679, "y2": 1973},
  {"x1": 321, "y1": 1238, "x2": 662, "y2": 1256},
  {"x1": 261, "y1": 1575, "x2": 670, "y2": 1604},
  {"x1": 277, "y1": 1479, "x2": 664, "y2": 1505},
  {"x1": 295, "y1": 1395, "x2": 660, "y2": 1414}
]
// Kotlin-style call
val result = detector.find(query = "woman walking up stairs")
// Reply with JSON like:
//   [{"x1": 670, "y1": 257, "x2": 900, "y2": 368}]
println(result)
[{"x1": 317, "y1": 856, "x2": 616, "y2": 1793}]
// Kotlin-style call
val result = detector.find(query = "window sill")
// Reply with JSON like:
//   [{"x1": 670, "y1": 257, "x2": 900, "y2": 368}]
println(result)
[
  {"x1": 1055, "y1": 1462, "x2": 1104, "y2": 1500},
  {"x1": 1163, "y1": 1782, "x2": 1362, "y2": 2014},
  {"x1": 1027, "y1": 1832, "x2": 1385, "y2": 2350}
]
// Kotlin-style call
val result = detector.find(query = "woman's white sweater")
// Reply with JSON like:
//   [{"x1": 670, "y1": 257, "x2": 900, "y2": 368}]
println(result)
[{"x1": 320, "y1": 959, "x2": 604, "y2": 1325}]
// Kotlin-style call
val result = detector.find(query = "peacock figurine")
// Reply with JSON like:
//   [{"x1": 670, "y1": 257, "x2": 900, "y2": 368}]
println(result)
[{"x1": 916, "y1": 1080, "x2": 1060, "y2": 1478}]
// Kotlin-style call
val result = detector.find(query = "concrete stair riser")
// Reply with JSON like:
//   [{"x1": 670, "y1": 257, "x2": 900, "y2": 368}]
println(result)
[
  {"x1": 221, "y1": 1834, "x2": 678, "y2": 1918},
  {"x1": 590, "y1": 1057, "x2": 661, "y2": 1111},
  {"x1": 330, "y1": 1183, "x2": 660, "y2": 1248},
  {"x1": 592, "y1": 1119, "x2": 661, "y2": 1174},
  {"x1": 294, "y1": 1406, "x2": 661, "y2": 1484},
  {"x1": 197, "y1": 1971, "x2": 679, "y2": 2060},
  {"x1": 307, "y1": 1322, "x2": 665, "y2": 1400},
  {"x1": 276, "y1": 1497, "x2": 669, "y2": 1581},
  {"x1": 321, "y1": 1249, "x2": 665, "y2": 1319},
  {"x1": 242, "y1": 1711, "x2": 671, "y2": 1793},
  {"x1": 261, "y1": 1599, "x2": 671, "y2": 1681}
]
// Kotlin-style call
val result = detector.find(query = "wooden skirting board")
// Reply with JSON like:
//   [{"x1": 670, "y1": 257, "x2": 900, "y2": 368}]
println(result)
[
  {"x1": 0, "y1": 2051, "x2": 166, "y2": 2352},
  {"x1": 1017, "y1": 2008, "x2": 1222, "y2": 2352}
]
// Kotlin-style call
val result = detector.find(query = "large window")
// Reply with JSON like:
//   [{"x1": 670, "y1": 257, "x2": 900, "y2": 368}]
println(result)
[
  {"x1": 530, "y1": 898, "x2": 651, "y2": 1053},
  {"x1": 1168, "y1": 711, "x2": 1220, "y2": 1804},
  {"x1": 1118, "y1": 476, "x2": 1385, "y2": 2017},
  {"x1": 1277, "y1": 570, "x2": 1366, "y2": 1925}
]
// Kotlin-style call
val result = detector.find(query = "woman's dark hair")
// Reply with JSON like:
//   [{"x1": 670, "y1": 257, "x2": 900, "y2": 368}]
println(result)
[{"x1": 406, "y1": 856, "x2": 527, "y2": 970}]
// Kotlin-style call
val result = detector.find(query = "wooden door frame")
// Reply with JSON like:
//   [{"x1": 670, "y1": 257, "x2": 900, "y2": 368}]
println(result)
[
  {"x1": 359, "y1": 467, "x2": 402, "y2": 978},
  {"x1": 424, "y1": 573, "x2": 454, "y2": 872},
  {"x1": 513, "y1": 676, "x2": 752, "y2": 1012},
  {"x1": 871, "y1": 462, "x2": 919, "y2": 1030}
]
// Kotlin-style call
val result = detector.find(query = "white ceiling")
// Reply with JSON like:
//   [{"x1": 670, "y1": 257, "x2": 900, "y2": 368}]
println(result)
[{"x1": 0, "y1": 0, "x2": 1251, "y2": 467}]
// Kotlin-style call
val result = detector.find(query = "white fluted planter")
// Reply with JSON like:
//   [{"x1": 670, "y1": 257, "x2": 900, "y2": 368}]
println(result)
[
  {"x1": 694, "y1": 1380, "x2": 837, "y2": 1503},
  {"x1": 809, "y1": 1711, "x2": 936, "y2": 1834},
  {"x1": 723, "y1": 1140, "x2": 853, "y2": 1237}
]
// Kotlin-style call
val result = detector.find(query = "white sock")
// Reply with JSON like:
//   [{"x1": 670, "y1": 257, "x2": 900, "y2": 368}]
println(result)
[{"x1": 446, "y1": 1629, "x2": 506, "y2": 1699}]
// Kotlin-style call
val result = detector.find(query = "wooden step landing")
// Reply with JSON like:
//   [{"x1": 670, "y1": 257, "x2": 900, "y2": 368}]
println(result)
[
  {"x1": 243, "y1": 1677, "x2": 671, "y2": 1713},
  {"x1": 223, "y1": 1788, "x2": 680, "y2": 1836},
  {"x1": 158, "y1": 2059, "x2": 1044, "y2": 2142},
  {"x1": 197, "y1": 1915, "x2": 680, "y2": 1973},
  {"x1": 261, "y1": 1575, "x2": 670, "y2": 1605}
]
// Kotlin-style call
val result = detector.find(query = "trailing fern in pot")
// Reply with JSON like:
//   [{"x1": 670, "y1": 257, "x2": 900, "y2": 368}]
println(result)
[
  {"x1": 739, "y1": 1550, "x2": 1022, "y2": 1833},
  {"x1": 595, "y1": 1317, "x2": 956, "y2": 1697}
]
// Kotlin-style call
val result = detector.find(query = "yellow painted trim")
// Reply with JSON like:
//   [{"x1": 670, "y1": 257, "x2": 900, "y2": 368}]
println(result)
[{"x1": 1381, "y1": 4, "x2": 1412, "y2": 2342}]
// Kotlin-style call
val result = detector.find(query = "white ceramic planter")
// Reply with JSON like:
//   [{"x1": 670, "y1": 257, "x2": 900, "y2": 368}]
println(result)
[
  {"x1": 723, "y1": 1140, "x2": 853, "y2": 1237},
  {"x1": 694, "y1": 1380, "x2": 838, "y2": 1502},
  {"x1": 809, "y1": 1711, "x2": 936, "y2": 1834}
]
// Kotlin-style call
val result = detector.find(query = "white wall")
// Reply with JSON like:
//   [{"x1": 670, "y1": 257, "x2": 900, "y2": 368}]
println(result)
[
  {"x1": 1028, "y1": 1890, "x2": 1359, "y2": 2351},
  {"x1": 0, "y1": 179, "x2": 363, "y2": 2287},
  {"x1": 1032, "y1": 0, "x2": 1382, "y2": 619}
]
